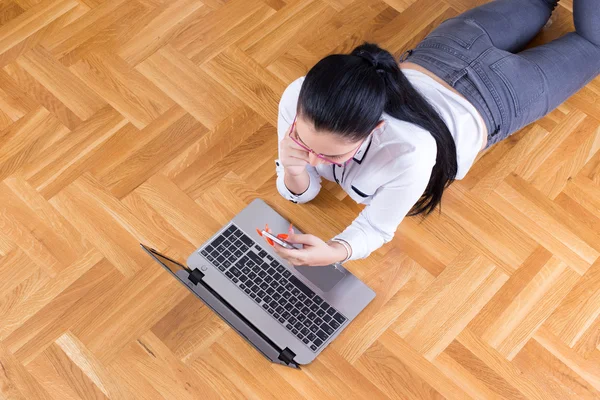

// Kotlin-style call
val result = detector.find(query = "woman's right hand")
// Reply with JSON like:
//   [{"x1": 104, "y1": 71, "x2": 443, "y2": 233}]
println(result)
[{"x1": 280, "y1": 123, "x2": 310, "y2": 176}]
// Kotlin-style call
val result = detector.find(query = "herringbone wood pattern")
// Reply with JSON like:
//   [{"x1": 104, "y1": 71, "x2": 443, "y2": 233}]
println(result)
[{"x1": 1, "y1": 0, "x2": 600, "y2": 398}]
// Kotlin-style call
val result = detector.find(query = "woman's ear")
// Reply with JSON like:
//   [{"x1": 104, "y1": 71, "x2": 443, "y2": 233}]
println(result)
[{"x1": 374, "y1": 120, "x2": 385, "y2": 131}]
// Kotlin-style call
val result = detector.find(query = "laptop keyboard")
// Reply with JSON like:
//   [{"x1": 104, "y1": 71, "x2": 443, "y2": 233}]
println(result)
[{"x1": 200, "y1": 224, "x2": 347, "y2": 352}]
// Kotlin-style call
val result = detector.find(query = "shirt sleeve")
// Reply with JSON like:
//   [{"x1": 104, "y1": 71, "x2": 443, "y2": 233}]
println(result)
[
  {"x1": 332, "y1": 154, "x2": 435, "y2": 260},
  {"x1": 275, "y1": 77, "x2": 322, "y2": 204}
]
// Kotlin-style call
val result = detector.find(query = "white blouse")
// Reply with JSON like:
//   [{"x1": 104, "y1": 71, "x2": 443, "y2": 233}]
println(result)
[{"x1": 275, "y1": 71, "x2": 485, "y2": 260}]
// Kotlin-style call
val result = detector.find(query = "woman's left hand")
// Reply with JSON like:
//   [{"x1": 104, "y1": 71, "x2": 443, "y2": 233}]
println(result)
[{"x1": 263, "y1": 226, "x2": 346, "y2": 267}]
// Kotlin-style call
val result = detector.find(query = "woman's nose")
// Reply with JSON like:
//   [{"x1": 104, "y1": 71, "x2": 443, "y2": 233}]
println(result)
[{"x1": 308, "y1": 152, "x2": 321, "y2": 167}]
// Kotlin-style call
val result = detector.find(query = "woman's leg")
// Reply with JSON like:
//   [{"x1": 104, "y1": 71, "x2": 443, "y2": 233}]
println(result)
[
  {"x1": 453, "y1": 0, "x2": 559, "y2": 52},
  {"x1": 483, "y1": 0, "x2": 600, "y2": 147}
]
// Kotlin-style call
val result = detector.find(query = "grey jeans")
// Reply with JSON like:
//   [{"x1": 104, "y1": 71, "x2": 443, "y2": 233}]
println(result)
[{"x1": 404, "y1": 0, "x2": 600, "y2": 148}]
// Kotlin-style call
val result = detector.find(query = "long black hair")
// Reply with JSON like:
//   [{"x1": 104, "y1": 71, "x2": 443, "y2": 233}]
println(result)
[{"x1": 297, "y1": 42, "x2": 457, "y2": 216}]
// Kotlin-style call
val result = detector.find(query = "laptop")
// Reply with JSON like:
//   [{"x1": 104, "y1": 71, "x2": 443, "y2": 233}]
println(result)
[{"x1": 141, "y1": 198, "x2": 375, "y2": 368}]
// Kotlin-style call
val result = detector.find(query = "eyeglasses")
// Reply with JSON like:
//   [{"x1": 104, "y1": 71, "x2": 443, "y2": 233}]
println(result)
[{"x1": 288, "y1": 116, "x2": 365, "y2": 167}]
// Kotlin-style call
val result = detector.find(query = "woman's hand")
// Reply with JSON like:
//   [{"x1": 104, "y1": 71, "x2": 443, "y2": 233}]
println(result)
[
  {"x1": 262, "y1": 225, "x2": 347, "y2": 267},
  {"x1": 279, "y1": 123, "x2": 309, "y2": 176}
]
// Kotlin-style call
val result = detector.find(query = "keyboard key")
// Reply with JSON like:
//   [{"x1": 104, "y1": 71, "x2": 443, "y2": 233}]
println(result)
[
  {"x1": 301, "y1": 327, "x2": 309, "y2": 336},
  {"x1": 286, "y1": 324, "x2": 293, "y2": 331},
  {"x1": 314, "y1": 317, "x2": 323, "y2": 326},
  {"x1": 310, "y1": 344, "x2": 317, "y2": 351},
  {"x1": 266, "y1": 287, "x2": 275, "y2": 295},
  {"x1": 223, "y1": 260, "x2": 231, "y2": 268},
  {"x1": 258, "y1": 250, "x2": 267, "y2": 258},
  {"x1": 262, "y1": 303, "x2": 269, "y2": 310},
  {"x1": 251, "y1": 285, "x2": 259, "y2": 293},
  {"x1": 258, "y1": 270, "x2": 267, "y2": 278},
  {"x1": 257, "y1": 290, "x2": 266, "y2": 298},
  {"x1": 308, "y1": 312, "x2": 316, "y2": 320},
  {"x1": 234, "y1": 250, "x2": 243, "y2": 258},
  {"x1": 230, "y1": 268, "x2": 241, "y2": 277},
  {"x1": 266, "y1": 254, "x2": 274, "y2": 261},
  {"x1": 297, "y1": 314, "x2": 306, "y2": 322},
  {"x1": 316, "y1": 330, "x2": 328, "y2": 341},
  {"x1": 314, "y1": 338, "x2": 323, "y2": 347},
  {"x1": 278, "y1": 317, "x2": 285, "y2": 323},
  {"x1": 283, "y1": 270, "x2": 291, "y2": 278},
  {"x1": 289, "y1": 275, "x2": 315, "y2": 298},
  {"x1": 289, "y1": 317, "x2": 297, "y2": 325},
  {"x1": 201, "y1": 250, "x2": 208, "y2": 257},
  {"x1": 260, "y1": 282, "x2": 268, "y2": 291},
  {"x1": 320, "y1": 302, "x2": 329, "y2": 311},
  {"x1": 232, "y1": 277, "x2": 238, "y2": 283},
  {"x1": 298, "y1": 293, "x2": 306, "y2": 302},
  {"x1": 327, "y1": 307, "x2": 335, "y2": 316},
  {"x1": 250, "y1": 293, "x2": 256, "y2": 299},
  {"x1": 294, "y1": 322, "x2": 303, "y2": 330},
  {"x1": 292, "y1": 328, "x2": 298, "y2": 335},
  {"x1": 222, "y1": 249, "x2": 232, "y2": 258},
  {"x1": 302, "y1": 338, "x2": 310, "y2": 344},
  {"x1": 323, "y1": 314, "x2": 331, "y2": 322},
  {"x1": 264, "y1": 295, "x2": 272, "y2": 304},
  {"x1": 253, "y1": 278, "x2": 262, "y2": 286},
  {"x1": 308, "y1": 333, "x2": 316, "y2": 342},
  {"x1": 330, "y1": 320, "x2": 340, "y2": 330},
  {"x1": 218, "y1": 266, "x2": 226, "y2": 271},
  {"x1": 276, "y1": 306, "x2": 284, "y2": 314},
  {"x1": 277, "y1": 298, "x2": 286, "y2": 306},
  {"x1": 289, "y1": 297, "x2": 298, "y2": 305},
  {"x1": 239, "y1": 275, "x2": 248, "y2": 283},
  {"x1": 268, "y1": 308, "x2": 275, "y2": 315},
  {"x1": 244, "y1": 288, "x2": 251, "y2": 294},
  {"x1": 272, "y1": 293, "x2": 281, "y2": 301},
  {"x1": 266, "y1": 267, "x2": 275, "y2": 275},
  {"x1": 273, "y1": 273, "x2": 282, "y2": 281},
  {"x1": 240, "y1": 234, "x2": 254, "y2": 247},
  {"x1": 316, "y1": 308, "x2": 326, "y2": 318},
  {"x1": 320, "y1": 323, "x2": 334, "y2": 336},
  {"x1": 282, "y1": 311, "x2": 291, "y2": 319},
  {"x1": 282, "y1": 291, "x2": 292, "y2": 300},
  {"x1": 291, "y1": 288, "x2": 300, "y2": 297},
  {"x1": 225, "y1": 271, "x2": 233, "y2": 279},
  {"x1": 274, "y1": 313, "x2": 280, "y2": 319},
  {"x1": 310, "y1": 304, "x2": 320, "y2": 312},
  {"x1": 269, "y1": 300, "x2": 278, "y2": 309},
  {"x1": 284, "y1": 303, "x2": 293, "y2": 311},
  {"x1": 291, "y1": 308, "x2": 300, "y2": 317},
  {"x1": 248, "y1": 272, "x2": 257, "y2": 280},
  {"x1": 309, "y1": 324, "x2": 318, "y2": 333},
  {"x1": 333, "y1": 313, "x2": 346, "y2": 324},
  {"x1": 285, "y1": 282, "x2": 294, "y2": 291},
  {"x1": 264, "y1": 276, "x2": 273, "y2": 284},
  {"x1": 302, "y1": 307, "x2": 310, "y2": 315},
  {"x1": 241, "y1": 267, "x2": 251, "y2": 274},
  {"x1": 276, "y1": 265, "x2": 285, "y2": 273},
  {"x1": 211, "y1": 236, "x2": 224, "y2": 247}
]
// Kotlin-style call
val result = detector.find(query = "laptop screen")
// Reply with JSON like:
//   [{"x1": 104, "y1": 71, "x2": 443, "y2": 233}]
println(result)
[{"x1": 143, "y1": 245, "x2": 190, "y2": 275}]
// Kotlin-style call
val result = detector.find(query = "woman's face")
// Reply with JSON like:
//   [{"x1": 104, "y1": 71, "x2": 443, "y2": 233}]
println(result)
[{"x1": 292, "y1": 115, "x2": 384, "y2": 167}]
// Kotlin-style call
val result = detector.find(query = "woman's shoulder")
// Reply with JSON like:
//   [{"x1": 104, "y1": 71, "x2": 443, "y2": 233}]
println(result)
[{"x1": 377, "y1": 115, "x2": 437, "y2": 167}]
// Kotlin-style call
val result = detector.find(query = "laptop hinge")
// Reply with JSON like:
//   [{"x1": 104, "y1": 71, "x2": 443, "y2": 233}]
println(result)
[
  {"x1": 188, "y1": 268, "x2": 204, "y2": 285},
  {"x1": 278, "y1": 348, "x2": 296, "y2": 365}
]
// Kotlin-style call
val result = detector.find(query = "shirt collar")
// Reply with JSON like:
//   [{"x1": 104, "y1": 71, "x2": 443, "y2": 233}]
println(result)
[{"x1": 352, "y1": 119, "x2": 386, "y2": 164}]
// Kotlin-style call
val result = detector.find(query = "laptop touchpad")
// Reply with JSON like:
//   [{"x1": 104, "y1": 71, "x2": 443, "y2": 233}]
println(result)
[{"x1": 294, "y1": 265, "x2": 345, "y2": 292}]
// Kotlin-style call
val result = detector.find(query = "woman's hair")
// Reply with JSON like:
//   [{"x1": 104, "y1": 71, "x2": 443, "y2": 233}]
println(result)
[{"x1": 297, "y1": 42, "x2": 458, "y2": 216}]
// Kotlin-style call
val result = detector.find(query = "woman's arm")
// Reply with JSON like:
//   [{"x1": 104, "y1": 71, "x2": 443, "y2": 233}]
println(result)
[{"x1": 333, "y1": 156, "x2": 435, "y2": 260}]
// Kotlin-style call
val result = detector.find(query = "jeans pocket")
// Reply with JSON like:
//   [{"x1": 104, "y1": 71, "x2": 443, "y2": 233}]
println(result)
[
  {"x1": 490, "y1": 54, "x2": 545, "y2": 117},
  {"x1": 425, "y1": 18, "x2": 486, "y2": 50}
]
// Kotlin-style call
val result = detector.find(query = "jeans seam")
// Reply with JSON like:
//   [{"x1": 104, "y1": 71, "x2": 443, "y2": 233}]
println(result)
[
  {"x1": 415, "y1": 41, "x2": 473, "y2": 63},
  {"x1": 471, "y1": 59, "x2": 507, "y2": 131}
]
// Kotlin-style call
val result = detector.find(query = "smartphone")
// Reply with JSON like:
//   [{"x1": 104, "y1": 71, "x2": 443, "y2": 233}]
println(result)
[{"x1": 261, "y1": 230, "x2": 295, "y2": 249}]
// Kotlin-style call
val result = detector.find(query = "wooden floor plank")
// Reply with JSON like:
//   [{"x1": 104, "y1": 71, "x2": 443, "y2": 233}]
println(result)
[{"x1": 1, "y1": 0, "x2": 600, "y2": 398}]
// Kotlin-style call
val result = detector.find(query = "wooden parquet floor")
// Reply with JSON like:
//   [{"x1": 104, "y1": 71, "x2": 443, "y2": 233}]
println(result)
[{"x1": 1, "y1": 0, "x2": 600, "y2": 398}]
